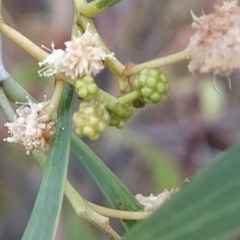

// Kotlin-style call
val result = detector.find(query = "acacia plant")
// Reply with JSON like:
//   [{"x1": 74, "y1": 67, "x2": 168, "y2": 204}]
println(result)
[{"x1": 0, "y1": 0, "x2": 240, "y2": 240}]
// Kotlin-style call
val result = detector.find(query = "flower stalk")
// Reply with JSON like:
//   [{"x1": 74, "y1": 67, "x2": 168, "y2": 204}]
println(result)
[
  {"x1": 44, "y1": 79, "x2": 65, "y2": 117},
  {"x1": 118, "y1": 91, "x2": 141, "y2": 104},
  {"x1": 122, "y1": 49, "x2": 189, "y2": 77},
  {"x1": 0, "y1": 22, "x2": 47, "y2": 61}
]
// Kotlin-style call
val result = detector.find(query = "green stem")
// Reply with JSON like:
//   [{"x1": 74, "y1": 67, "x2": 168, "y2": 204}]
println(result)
[
  {"x1": 65, "y1": 181, "x2": 121, "y2": 240},
  {"x1": 33, "y1": 153, "x2": 121, "y2": 240},
  {"x1": 96, "y1": 88, "x2": 118, "y2": 108},
  {"x1": 123, "y1": 49, "x2": 189, "y2": 77},
  {"x1": 0, "y1": 21, "x2": 47, "y2": 61},
  {"x1": 44, "y1": 80, "x2": 65, "y2": 117},
  {"x1": 118, "y1": 91, "x2": 141, "y2": 104},
  {"x1": 87, "y1": 200, "x2": 150, "y2": 220},
  {"x1": 80, "y1": 0, "x2": 122, "y2": 18},
  {"x1": 95, "y1": 88, "x2": 133, "y2": 118}
]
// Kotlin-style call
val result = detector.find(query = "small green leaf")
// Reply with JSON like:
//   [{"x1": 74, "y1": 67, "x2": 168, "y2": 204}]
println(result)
[
  {"x1": 71, "y1": 134, "x2": 143, "y2": 230},
  {"x1": 80, "y1": 0, "x2": 121, "y2": 18},
  {"x1": 96, "y1": 0, "x2": 121, "y2": 9},
  {"x1": 122, "y1": 143, "x2": 240, "y2": 240},
  {"x1": 22, "y1": 84, "x2": 74, "y2": 240}
]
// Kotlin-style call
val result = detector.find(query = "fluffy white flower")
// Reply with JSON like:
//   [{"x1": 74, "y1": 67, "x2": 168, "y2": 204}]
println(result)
[
  {"x1": 4, "y1": 97, "x2": 57, "y2": 155},
  {"x1": 38, "y1": 42, "x2": 65, "y2": 77},
  {"x1": 135, "y1": 189, "x2": 179, "y2": 211},
  {"x1": 187, "y1": 0, "x2": 240, "y2": 76},
  {"x1": 38, "y1": 30, "x2": 114, "y2": 79},
  {"x1": 61, "y1": 30, "x2": 114, "y2": 79}
]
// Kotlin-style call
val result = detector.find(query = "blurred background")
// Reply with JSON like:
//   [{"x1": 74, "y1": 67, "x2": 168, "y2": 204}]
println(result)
[{"x1": 1, "y1": 0, "x2": 240, "y2": 239}]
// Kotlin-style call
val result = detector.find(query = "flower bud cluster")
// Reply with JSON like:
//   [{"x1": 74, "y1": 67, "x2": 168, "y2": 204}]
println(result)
[
  {"x1": 4, "y1": 98, "x2": 56, "y2": 155},
  {"x1": 109, "y1": 111, "x2": 128, "y2": 129},
  {"x1": 109, "y1": 102, "x2": 134, "y2": 128},
  {"x1": 74, "y1": 75, "x2": 98, "y2": 99},
  {"x1": 134, "y1": 68, "x2": 169, "y2": 104},
  {"x1": 73, "y1": 100, "x2": 110, "y2": 140}
]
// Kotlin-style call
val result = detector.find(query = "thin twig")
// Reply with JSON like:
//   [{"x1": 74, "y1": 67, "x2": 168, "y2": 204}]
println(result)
[
  {"x1": 0, "y1": 22, "x2": 47, "y2": 61},
  {"x1": 86, "y1": 199, "x2": 150, "y2": 220},
  {"x1": 65, "y1": 181, "x2": 121, "y2": 240},
  {"x1": 123, "y1": 49, "x2": 189, "y2": 77},
  {"x1": 44, "y1": 79, "x2": 65, "y2": 117}
]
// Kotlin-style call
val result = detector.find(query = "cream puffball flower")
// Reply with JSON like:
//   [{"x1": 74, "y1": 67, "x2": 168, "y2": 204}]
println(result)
[
  {"x1": 4, "y1": 97, "x2": 56, "y2": 155},
  {"x1": 38, "y1": 29, "x2": 114, "y2": 79},
  {"x1": 135, "y1": 189, "x2": 179, "y2": 212},
  {"x1": 61, "y1": 30, "x2": 114, "y2": 79},
  {"x1": 38, "y1": 42, "x2": 65, "y2": 77},
  {"x1": 187, "y1": 1, "x2": 240, "y2": 76}
]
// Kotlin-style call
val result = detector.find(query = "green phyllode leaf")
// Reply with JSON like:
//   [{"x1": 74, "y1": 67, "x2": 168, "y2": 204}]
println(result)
[
  {"x1": 95, "y1": 0, "x2": 121, "y2": 9},
  {"x1": 71, "y1": 134, "x2": 143, "y2": 230},
  {"x1": 22, "y1": 84, "x2": 74, "y2": 240},
  {"x1": 80, "y1": 0, "x2": 122, "y2": 18},
  {"x1": 122, "y1": 143, "x2": 240, "y2": 240}
]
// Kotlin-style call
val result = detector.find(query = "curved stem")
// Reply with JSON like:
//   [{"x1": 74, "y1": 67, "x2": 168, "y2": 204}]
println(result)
[
  {"x1": 86, "y1": 200, "x2": 150, "y2": 220},
  {"x1": 32, "y1": 150, "x2": 121, "y2": 240},
  {"x1": 33, "y1": 149, "x2": 121, "y2": 240},
  {"x1": 80, "y1": 0, "x2": 122, "y2": 18},
  {"x1": 65, "y1": 181, "x2": 121, "y2": 240},
  {"x1": 0, "y1": 21, "x2": 47, "y2": 61},
  {"x1": 95, "y1": 88, "x2": 133, "y2": 118},
  {"x1": 118, "y1": 91, "x2": 141, "y2": 104},
  {"x1": 44, "y1": 80, "x2": 65, "y2": 117},
  {"x1": 123, "y1": 49, "x2": 189, "y2": 77}
]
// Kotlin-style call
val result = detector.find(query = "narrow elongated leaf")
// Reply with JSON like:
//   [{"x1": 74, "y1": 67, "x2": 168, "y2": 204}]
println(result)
[
  {"x1": 71, "y1": 134, "x2": 143, "y2": 229},
  {"x1": 22, "y1": 84, "x2": 74, "y2": 240},
  {"x1": 122, "y1": 143, "x2": 240, "y2": 240}
]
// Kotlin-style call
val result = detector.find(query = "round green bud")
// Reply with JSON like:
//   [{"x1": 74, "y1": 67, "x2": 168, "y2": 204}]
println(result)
[
  {"x1": 108, "y1": 109, "x2": 134, "y2": 129},
  {"x1": 73, "y1": 100, "x2": 110, "y2": 140},
  {"x1": 74, "y1": 75, "x2": 98, "y2": 99},
  {"x1": 134, "y1": 68, "x2": 169, "y2": 104}
]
